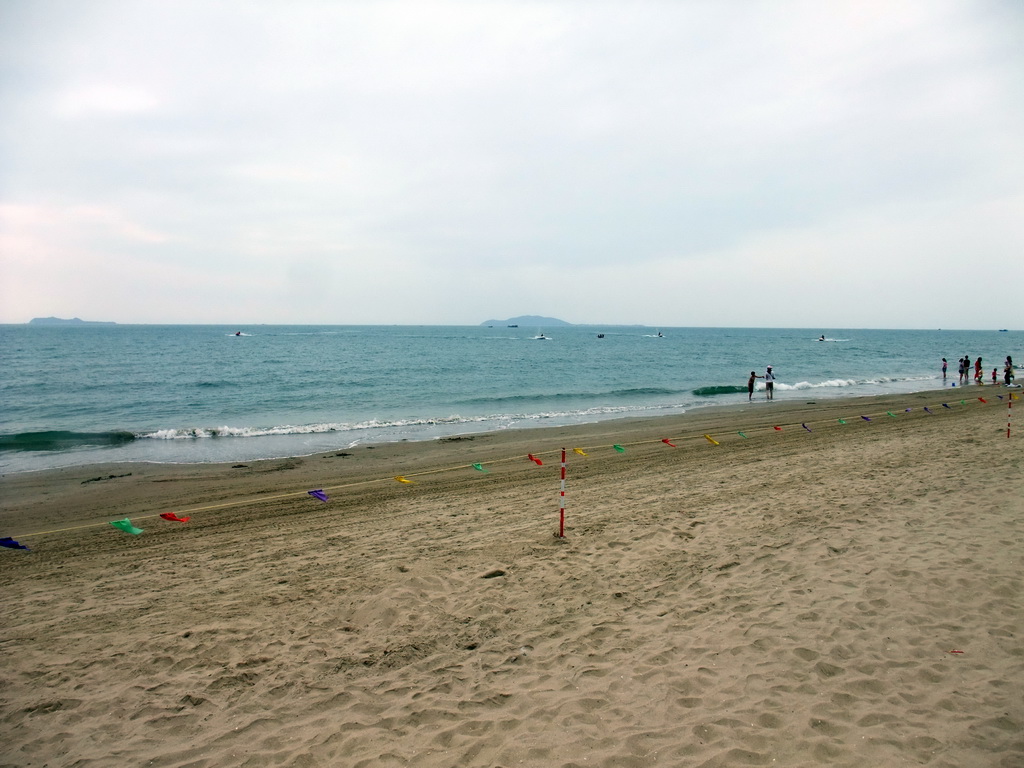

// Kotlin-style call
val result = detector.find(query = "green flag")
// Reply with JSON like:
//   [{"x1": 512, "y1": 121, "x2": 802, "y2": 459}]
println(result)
[{"x1": 110, "y1": 518, "x2": 143, "y2": 535}]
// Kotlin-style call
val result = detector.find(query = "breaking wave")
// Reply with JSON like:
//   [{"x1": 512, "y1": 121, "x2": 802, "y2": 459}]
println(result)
[
  {"x1": 137, "y1": 402, "x2": 690, "y2": 441},
  {"x1": 692, "y1": 385, "x2": 748, "y2": 396}
]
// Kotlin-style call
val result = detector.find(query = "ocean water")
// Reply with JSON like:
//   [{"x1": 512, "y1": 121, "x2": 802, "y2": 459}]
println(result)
[{"x1": 0, "y1": 324, "x2": 1017, "y2": 473}]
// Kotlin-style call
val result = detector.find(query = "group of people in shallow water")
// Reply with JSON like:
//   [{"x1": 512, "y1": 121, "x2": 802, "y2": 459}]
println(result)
[
  {"x1": 747, "y1": 366, "x2": 775, "y2": 401},
  {"x1": 942, "y1": 355, "x2": 1015, "y2": 386},
  {"x1": 746, "y1": 355, "x2": 1016, "y2": 404}
]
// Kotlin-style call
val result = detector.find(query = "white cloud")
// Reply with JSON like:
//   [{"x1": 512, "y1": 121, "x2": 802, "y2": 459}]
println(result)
[
  {"x1": 54, "y1": 83, "x2": 161, "y2": 117},
  {"x1": 1, "y1": 0, "x2": 1021, "y2": 327}
]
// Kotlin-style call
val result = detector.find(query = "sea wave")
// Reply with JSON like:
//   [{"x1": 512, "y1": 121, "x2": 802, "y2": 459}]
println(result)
[
  {"x1": 2, "y1": 374, "x2": 938, "y2": 454},
  {"x1": 692, "y1": 385, "x2": 748, "y2": 396},
  {"x1": 0, "y1": 430, "x2": 137, "y2": 452},
  {"x1": 692, "y1": 380, "x2": 861, "y2": 396},
  {"x1": 695, "y1": 375, "x2": 936, "y2": 396},
  {"x1": 136, "y1": 401, "x2": 691, "y2": 441},
  {"x1": 139, "y1": 416, "x2": 501, "y2": 440},
  {"x1": 774, "y1": 379, "x2": 859, "y2": 391},
  {"x1": 774, "y1": 375, "x2": 934, "y2": 391}
]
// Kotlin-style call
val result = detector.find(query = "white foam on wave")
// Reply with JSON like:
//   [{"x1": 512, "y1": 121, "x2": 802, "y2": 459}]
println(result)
[
  {"x1": 141, "y1": 416, "x2": 511, "y2": 441},
  {"x1": 137, "y1": 401, "x2": 692, "y2": 441},
  {"x1": 138, "y1": 423, "x2": 325, "y2": 441},
  {"x1": 773, "y1": 374, "x2": 937, "y2": 392},
  {"x1": 777, "y1": 379, "x2": 858, "y2": 391}
]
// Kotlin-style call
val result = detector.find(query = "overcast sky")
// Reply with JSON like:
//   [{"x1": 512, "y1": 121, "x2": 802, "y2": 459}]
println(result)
[{"x1": 1, "y1": 1, "x2": 1021, "y2": 328}]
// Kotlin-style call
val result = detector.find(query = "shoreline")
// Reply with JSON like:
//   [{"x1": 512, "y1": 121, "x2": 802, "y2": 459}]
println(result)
[
  {"x1": 0, "y1": 387, "x2": 1008, "y2": 540},
  {"x1": 0, "y1": 376, "x2": 950, "y2": 476},
  {"x1": 3, "y1": 387, "x2": 1022, "y2": 767}
]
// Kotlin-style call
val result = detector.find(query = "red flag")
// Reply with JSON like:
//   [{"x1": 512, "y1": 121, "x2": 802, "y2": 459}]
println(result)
[
  {"x1": 160, "y1": 513, "x2": 191, "y2": 523},
  {"x1": 661, "y1": 438, "x2": 676, "y2": 447},
  {"x1": 773, "y1": 426, "x2": 782, "y2": 431},
  {"x1": 527, "y1": 453, "x2": 543, "y2": 465}
]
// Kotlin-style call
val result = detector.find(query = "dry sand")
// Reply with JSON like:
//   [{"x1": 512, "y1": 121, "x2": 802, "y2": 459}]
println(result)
[{"x1": 1, "y1": 390, "x2": 1022, "y2": 767}]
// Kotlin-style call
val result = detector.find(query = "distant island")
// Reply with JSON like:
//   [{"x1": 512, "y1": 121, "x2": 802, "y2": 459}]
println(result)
[
  {"x1": 28, "y1": 317, "x2": 116, "y2": 326},
  {"x1": 481, "y1": 315, "x2": 572, "y2": 327}
]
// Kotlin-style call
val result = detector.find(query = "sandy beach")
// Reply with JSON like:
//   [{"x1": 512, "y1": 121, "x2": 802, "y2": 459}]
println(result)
[{"x1": 1, "y1": 389, "x2": 1022, "y2": 768}]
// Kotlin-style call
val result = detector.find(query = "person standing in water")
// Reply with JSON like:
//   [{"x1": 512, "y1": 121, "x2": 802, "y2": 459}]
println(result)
[
  {"x1": 942, "y1": 358, "x2": 948, "y2": 381},
  {"x1": 974, "y1": 357, "x2": 983, "y2": 383},
  {"x1": 747, "y1": 371, "x2": 762, "y2": 401},
  {"x1": 764, "y1": 365, "x2": 776, "y2": 400}
]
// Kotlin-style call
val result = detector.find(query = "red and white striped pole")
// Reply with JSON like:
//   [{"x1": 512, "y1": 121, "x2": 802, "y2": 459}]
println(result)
[{"x1": 558, "y1": 447, "x2": 567, "y2": 538}]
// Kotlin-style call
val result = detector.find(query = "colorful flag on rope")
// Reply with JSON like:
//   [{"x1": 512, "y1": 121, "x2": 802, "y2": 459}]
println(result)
[
  {"x1": 612, "y1": 444, "x2": 626, "y2": 453},
  {"x1": 394, "y1": 476, "x2": 414, "y2": 484},
  {"x1": 0, "y1": 536, "x2": 29, "y2": 551},
  {"x1": 662, "y1": 438, "x2": 676, "y2": 447},
  {"x1": 573, "y1": 448, "x2": 588, "y2": 456},
  {"x1": 307, "y1": 489, "x2": 329, "y2": 502},
  {"x1": 527, "y1": 453, "x2": 543, "y2": 465},
  {"x1": 472, "y1": 463, "x2": 489, "y2": 473},
  {"x1": 159, "y1": 513, "x2": 191, "y2": 522},
  {"x1": 110, "y1": 518, "x2": 143, "y2": 535}
]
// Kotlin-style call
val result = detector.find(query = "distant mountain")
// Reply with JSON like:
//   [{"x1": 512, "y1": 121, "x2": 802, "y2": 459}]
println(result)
[
  {"x1": 481, "y1": 315, "x2": 572, "y2": 327},
  {"x1": 28, "y1": 317, "x2": 116, "y2": 325}
]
